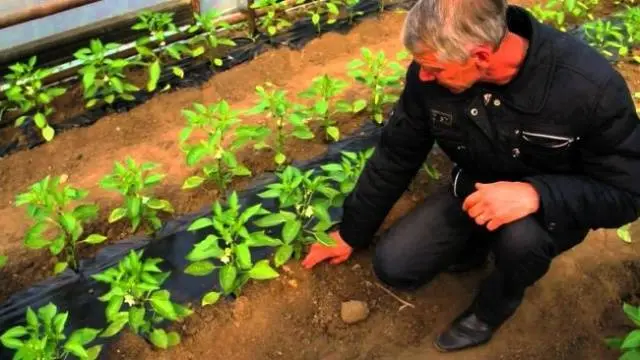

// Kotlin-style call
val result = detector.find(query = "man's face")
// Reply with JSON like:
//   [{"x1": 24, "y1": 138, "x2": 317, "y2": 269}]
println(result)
[{"x1": 412, "y1": 50, "x2": 485, "y2": 94}]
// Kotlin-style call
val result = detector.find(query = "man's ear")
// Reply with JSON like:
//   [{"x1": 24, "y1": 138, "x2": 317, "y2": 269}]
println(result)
[{"x1": 471, "y1": 45, "x2": 492, "y2": 69}]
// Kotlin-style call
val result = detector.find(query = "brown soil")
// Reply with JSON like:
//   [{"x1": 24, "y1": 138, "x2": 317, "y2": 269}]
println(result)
[{"x1": 1, "y1": 1, "x2": 639, "y2": 359}]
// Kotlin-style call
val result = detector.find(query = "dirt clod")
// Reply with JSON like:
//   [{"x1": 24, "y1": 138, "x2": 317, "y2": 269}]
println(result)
[{"x1": 340, "y1": 300, "x2": 370, "y2": 324}]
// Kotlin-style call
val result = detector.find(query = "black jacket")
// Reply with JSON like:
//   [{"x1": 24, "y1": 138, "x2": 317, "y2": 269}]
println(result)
[{"x1": 339, "y1": 5, "x2": 640, "y2": 249}]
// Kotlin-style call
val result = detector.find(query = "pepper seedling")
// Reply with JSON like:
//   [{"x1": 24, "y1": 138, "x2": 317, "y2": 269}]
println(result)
[
  {"x1": 185, "y1": 192, "x2": 282, "y2": 301},
  {"x1": 0, "y1": 302, "x2": 103, "y2": 360},
  {"x1": 605, "y1": 302, "x2": 640, "y2": 357},
  {"x1": 132, "y1": 11, "x2": 192, "y2": 92},
  {"x1": 298, "y1": 74, "x2": 366, "y2": 142},
  {"x1": 583, "y1": 19, "x2": 626, "y2": 58},
  {"x1": 188, "y1": 9, "x2": 237, "y2": 67},
  {"x1": 99, "y1": 157, "x2": 174, "y2": 233},
  {"x1": 320, "y1": 148, "x2": 374, "y2": 207},
  {"x1": 179, "y1": 100, "x2": 263, "y2": 192},
  {"x1": 92, "y1": 250, "x2": 192, "y2": 349},
  {"x1": 347, "y1": 48, "x2": 406, "y2": 124},
  {"x1": 15, "y1": 175, "x2": 107, "y2": 274},
  {"x1": 255, "y1": 166, "x2": 341, "y2": 266},
  {"x1": 74, "y1": 39, "x2": 140, "y2": 108},
  {"x1": 3, "y1": 56, "x2": 66, "y2": 141},
  {"x1": 245, "y1": 82, "x2": 314, "y2": 167},
  {"x1": 250, "y1": 0, "x2": 293, "y2": 37},
  {"x1": 307, "y1": 0, "x2": 343, "y2": 33},
  {"x1": 344, "y1": 0, "x2": 365, "y2": 23}
]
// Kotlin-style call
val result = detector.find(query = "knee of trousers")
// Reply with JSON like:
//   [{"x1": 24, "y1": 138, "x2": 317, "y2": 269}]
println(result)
[
  {"x1": 493, "y1": 217, "x2": 557, "y2": 283},
  {"x1": 372, "y1": 243, "x2": 440, "y2": 290}
]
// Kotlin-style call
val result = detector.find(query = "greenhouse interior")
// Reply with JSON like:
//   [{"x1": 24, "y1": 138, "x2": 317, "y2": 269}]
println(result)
[{"x1": 1, "y1": 0, "x2": 640, "y2": 359}]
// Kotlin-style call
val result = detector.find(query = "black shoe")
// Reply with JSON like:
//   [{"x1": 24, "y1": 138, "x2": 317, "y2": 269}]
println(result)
[{"x1": 434, "y1": 311, "x2": 494, "y2": 352}]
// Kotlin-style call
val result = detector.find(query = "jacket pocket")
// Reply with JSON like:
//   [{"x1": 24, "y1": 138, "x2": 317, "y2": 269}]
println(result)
[{"x1": 516, "y1": 127, "x2": 578, "y2": 172}]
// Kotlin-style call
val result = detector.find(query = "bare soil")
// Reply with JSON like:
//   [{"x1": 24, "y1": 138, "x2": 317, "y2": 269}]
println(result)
[{"x1": 1, "y1": 2, "x2": 640, "y2": 360}]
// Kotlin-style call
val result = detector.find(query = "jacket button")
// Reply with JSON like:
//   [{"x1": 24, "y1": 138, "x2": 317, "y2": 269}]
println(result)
[
  {"x1": 548, "y1": 222, "x2": 556, "y2": 231},
  {"x1": 470, "y1": 108, "x2": 478, "y2": 116},
  {"x1": 457, "y1": 145, "x2": 466, "y2": 151},
  {"x1": 493, "y1": 99, "x2": 501, "y2": 106},
  {"x1": 512, "y1": 148, "x2": 520, "y2": 158}
]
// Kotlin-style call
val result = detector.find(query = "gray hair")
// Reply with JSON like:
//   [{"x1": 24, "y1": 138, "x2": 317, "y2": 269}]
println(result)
[{"x1": 401, "y1": 0, "x2": 508, "y2": 62}]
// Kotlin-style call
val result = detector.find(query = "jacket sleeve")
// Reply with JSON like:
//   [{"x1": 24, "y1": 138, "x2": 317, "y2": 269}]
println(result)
[
  {"x1": 524, "y1": 70, "x2": 640, "y2": 232},
  {"x1": 338, "y1": 62, "x2": 435, "y2": 249}
]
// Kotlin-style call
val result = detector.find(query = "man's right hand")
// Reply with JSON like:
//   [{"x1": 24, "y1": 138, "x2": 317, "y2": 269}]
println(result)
[{"x1": 301, "y1": 231, "x2": 353, "y2": 269}]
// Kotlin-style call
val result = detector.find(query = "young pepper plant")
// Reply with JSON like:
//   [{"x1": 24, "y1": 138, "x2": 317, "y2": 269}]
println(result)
[
  {"x1": 605, "y1": 302, "x2": 640, "y2": 358},
  {"x1": 344, "y1": 0, "x2": 364, "y2": 23},
  {"x1": 15, "y1": 175, "x2": 107, "y2": 274},
  {"x1": 347, "y1": 48, "x2": 407, "y2": 124},
  {"x1": 184, "y1": 192, "x2": 281, "y2": 302},
  {"x1": 298, "y1": 74, "x2": 366, "y2": 142},
  {"x1": 320, "y1": 148, "x2": 374, "y2": 207},
  {"x1": 250, "y1": 0, "x2": 293, "y2": 37},
  {"x1": 0, "y1": 302, "x2": 103, "y2": 360},
  {"x1": 245, "y1": 82, "x2": 314, "y2": 167},
  {"x1": 179, "y1": 100, "x2": 262, "y2": 192},
  {"x1": 188, "y1": 9, "x2": 237, "y2": 67},
  {"x1": 583, "y1": 19, "x2": 626, "y2": 57},
  {"x1": 3, "y1": 56, "x2": 66, "y2": 141},
  {"x1": 254, "y1": 166, "x2": 340, "y2": 266},
  {"x1": 99, "y1": 157, "x2": 174, "y2": 233},
  {"x1": 307, "y1": 0, "x2": 342, "y2": 33},
  {"x1": 132, "y1": 11, "x2": 192, "y2": 92},
  {"x1": 92, "y1": 250, "x2": 192, "y2": 349},
  {"x1": 74, "y1": 39, "x2": 140, "y2": 108}
]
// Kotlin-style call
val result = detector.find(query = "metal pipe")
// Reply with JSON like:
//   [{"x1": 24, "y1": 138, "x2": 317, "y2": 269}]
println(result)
[{"x1": 0, "y1": 0, "x2": 102, "y2": 30}]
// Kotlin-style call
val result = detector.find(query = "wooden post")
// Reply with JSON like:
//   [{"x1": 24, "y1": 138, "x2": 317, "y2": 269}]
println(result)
[
  {"x1": 0, "y1": 0, "x2": 101, "y2": 30},
  {"x1": 191, "y1": 0, "x2": 201, "y2": 14}
]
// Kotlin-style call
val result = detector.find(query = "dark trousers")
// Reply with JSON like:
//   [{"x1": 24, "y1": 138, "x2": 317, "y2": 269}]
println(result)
[{"x1": 372, "y1": 186, "x2": 589, "y2": 327}]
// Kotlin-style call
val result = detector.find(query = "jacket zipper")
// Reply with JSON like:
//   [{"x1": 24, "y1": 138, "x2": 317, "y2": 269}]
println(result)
[{"x1": 521, "y1": 131, "x2": 576, "y2": 148}]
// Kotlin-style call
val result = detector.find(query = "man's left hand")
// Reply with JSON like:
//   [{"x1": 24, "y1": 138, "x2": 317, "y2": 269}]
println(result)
[{"x1": 462, "y1": 181, "x2": 540, "y2": 231}]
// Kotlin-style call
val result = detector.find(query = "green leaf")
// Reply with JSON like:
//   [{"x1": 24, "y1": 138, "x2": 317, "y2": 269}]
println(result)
[
  {"x1": 49, "y1": 235, "x2": 65, "y2": 255},
  {"x1": 184, "y1": 261, "x2": 216, "y2": 276},
  {"x1": 327, "y1": 126, "x2": 340, "y2": 141},
  {"x1": 86, "y1": 345, "x2": 103, "y2": 360},
  {"x1": 144, "y1": 173, "x2": 165, "y2": 186},
  {"x1": 82, "y1": 66, "x2": 97, "y2": 90},
  {"x1": 108, "y1": 208, "x2": 127, "y2": 223},
  {"x1": 83, "y1": 234, "x2": 107, "y2": 244},
  {"x1": 236, "y1": 243, "x2": 252, "y2": 270},
  {"x1": 275, "y1": 152, "x2": 287, "y2": 165},
  {"x1": 605, "y1": 336, "x2": 624, "y2": 350},
  {"x1": 202, "y1": 291, "x2": 221, "y2": 306},
  {"x1": 274, "y1": 244, "x2": 293, "y2": 267},
  {"x1": 192, "y1": 46, "x2": 206, "y2": 57},
  {"x1": 312, "y1": 13, "x2": 320, "y2": 24},
  {"x1": 106, "y1": 296, "x2": 124, "y2": 320},
  {"x1": 249, "y1": 259, "x2": 279, "y2": 280},
  {"x1": 100, "y1": 312, "x2": 128, "y2": 337},
  {"x1": 292, "y1": 127, "x2": 315, "y2": 139},
  {"x1": 54, "y1": 262, "x2": 69, "y2": 274},
  {"x1": 150, "y1": 291, "x2": 178, "y2": 320},
  {"x1": 172, "y1": 66, "x2": 184, "y2": 78},
  {"x1": 622, "y1": 330, "x2": 640, "y2": 350},
  {"x1": 42, "y1": 126, "x2": 55, "y2": 141},
  {"x1": 147, "y1": 60, "x2": 161, "y2": 92},
  {"x1": 624, "y1": 303, "x2": 640, "y2": 327},
  {"x1": 128, "y1": 307, "x2": 146, "y2": 334},
  {"x1": 247, "y1": 232, "x2": 282, "y2": 247},
  {"x1": 188, "y1": 217, "x2": 214, "y2": 231},
  {"x1": 315, "y1": 232, "x2": 336, "y2": 247},
  {"x1": 25, "y1": 223, "x2": 50, "y2": 249},
  {"x1": 34, "y1": 112, "x2": 47, "y2": 128},
  {"x1": 73, "y1": 204, "x2": 99, "y2": 220},
  {"x1": 182, "y1": 176, "x2": 205, "y2": 189},
  {"x1": 254, "y1": 213, "x2": 288, "y2": 227},
  {"x1": 353, "y1": 99, "x2": 367, "y2": 113},
  {"x1": 0, "y1": 255, "x2": 6, "y2": 268},
  {"x1": 150, "y1": 328, "x2": 169, "y2": 349},
  {"x1": 167, "y1": 331, "x2": 181, "y2": 347},
  {"x1": 1, "y1": 326, "x2": 28, "y2": 349},
  {"x1": 64, "y1": 342, "x2": 89, "y2": 358},
  {"x1": 220, "y1": 264, "x2": 237, "y2": 294},
  {"x1": 621, "y1": 350, "x2": 640, "y2": 360},
  {"x1": 618, "y1": 225, "x2": 632, "y2": 243},
  {"x1": 282, "y1": 220, "x2": 302, "y2": 244},
  {"x1": 68, "y1": 328, "x2": 100, "y2": 346}
]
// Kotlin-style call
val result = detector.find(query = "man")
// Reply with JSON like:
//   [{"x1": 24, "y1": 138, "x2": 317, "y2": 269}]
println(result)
[{"x1": 301, "y1": 0, "x2": 640, "y2": 353}]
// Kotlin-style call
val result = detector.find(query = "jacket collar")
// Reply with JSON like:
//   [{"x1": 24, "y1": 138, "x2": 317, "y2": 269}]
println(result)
[{"x1": 480, "y1": 5, "x2": 557, "y2": 114}]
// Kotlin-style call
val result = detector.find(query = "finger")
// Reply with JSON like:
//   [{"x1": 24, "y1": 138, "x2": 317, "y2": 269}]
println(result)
[
  {"x1": 302, "y1": 248, "x2": 329, "y2": 269},
  {"x1": 475, "y1": 214, "x2": 490, "y2": 226},
  {"x1": 462, "y1": 191, "x2": 483, "y2": 211},
  {"x1": 486, "y1": 218, "x2": 503, "y2": 231},
  {"x1": 475, "y1": 182, "x2": 488, "y2": 189},
  {"x1": 467, "y1": 203, "x2": 487, "y2": 218},
  {"x1": 330, "y1": 253, "x2": 350, "y2": 265}
]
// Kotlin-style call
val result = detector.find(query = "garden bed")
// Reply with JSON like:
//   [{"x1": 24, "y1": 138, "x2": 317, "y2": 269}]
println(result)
[{"x1": 1, "y1": 0, "x2": 640, "y2": 359}]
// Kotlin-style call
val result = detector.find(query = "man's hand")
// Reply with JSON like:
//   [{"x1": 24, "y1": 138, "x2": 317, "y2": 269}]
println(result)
[
  {"x1": 462, "y1": 181, "x2": 540, "y2": 231},
  {"x1": 302, "y1": 231, "x2": 353, "y2": 269}
]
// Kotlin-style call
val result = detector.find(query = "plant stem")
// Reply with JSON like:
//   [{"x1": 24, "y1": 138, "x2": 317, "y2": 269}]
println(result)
[{"x1": 369, "y1": 281, "x2": 415, "y2": 311}]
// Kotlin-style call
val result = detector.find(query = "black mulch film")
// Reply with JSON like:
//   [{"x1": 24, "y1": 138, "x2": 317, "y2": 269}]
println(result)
[
  {"x1": 0, "y1": 2, "x2": 635, "y2": 358},
  {"x1": 0, "y1": 0, "x2": 413, "y2": 158}
]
